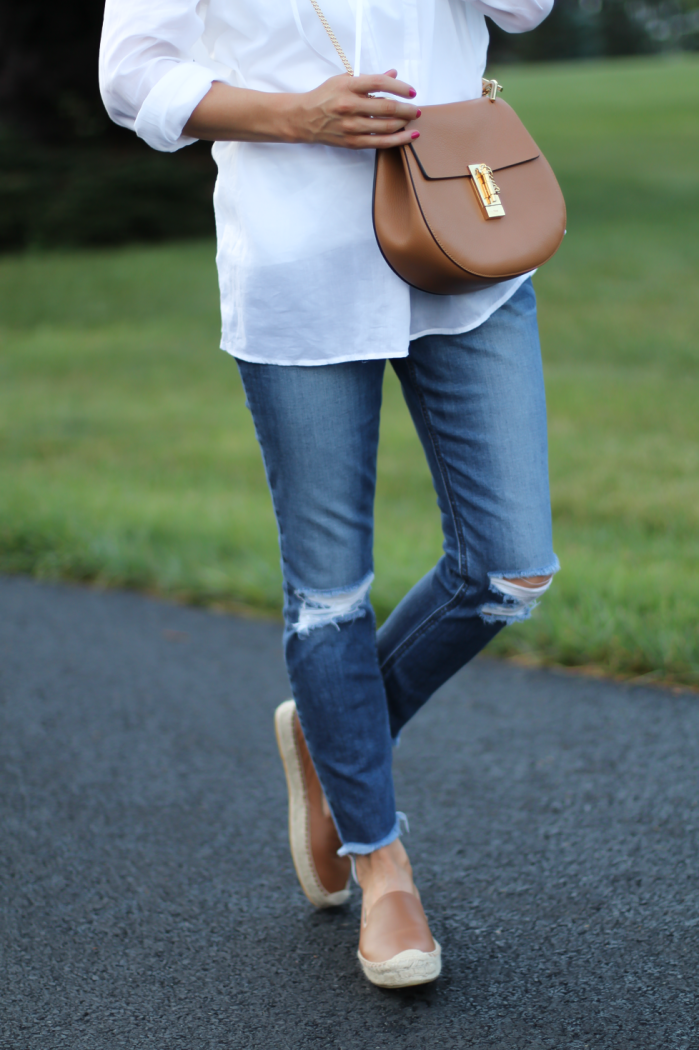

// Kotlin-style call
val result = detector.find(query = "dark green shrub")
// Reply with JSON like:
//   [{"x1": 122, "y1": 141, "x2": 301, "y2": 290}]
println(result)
[
  {"x1": 0, "y1": 133, "x2": 215, "y2": 250},
  {"x1": 488, "y1": 0, "x2": 699, "y2": 63}
]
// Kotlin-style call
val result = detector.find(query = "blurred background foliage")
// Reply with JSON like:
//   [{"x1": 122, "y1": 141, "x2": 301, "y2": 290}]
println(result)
[
  {"x1": 1, "y1": 0, "x2": 699, "y2": 248},
  {"x1": 0, "y1": 7, "x2": 698, "y2": 687},
  {"x1": 1, "y1": 57, "x2": 698, "y2": 686},
  {"x1": 0, "y1": 1, "x2": 216, "y2": 249}
]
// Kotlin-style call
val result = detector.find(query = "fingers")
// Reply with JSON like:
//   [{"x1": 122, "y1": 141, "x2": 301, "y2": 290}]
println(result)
[
  {"x1": 339, "y1": 116, "x2": 418, "y2": 135},
  {"x1": 353, "y1": 96, "x2": 420, "y2": 122},
  {"x1": 349, "y1": 72, "x2": 417, "y2": 100},
  {"x1": 345, "y1": 128, "x2": 419, "y2": 150},
  {"x1": 332, "y1": 74, "x2": 422, "y2": 144},
  {"x1": 300, "y1": 72, "x2": 421, "y2": 150}
]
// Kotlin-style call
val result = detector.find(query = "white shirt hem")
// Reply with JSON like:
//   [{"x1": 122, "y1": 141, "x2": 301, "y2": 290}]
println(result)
[
  {"x1": 222, "y1": 345, "x2": 411, "y2": 367},
  {"x1": 409, "y1": 272, "x2": 532, "y2": 342},
  {"x1": 221, "y1": 273, "x2": 533, "y2": 367}
]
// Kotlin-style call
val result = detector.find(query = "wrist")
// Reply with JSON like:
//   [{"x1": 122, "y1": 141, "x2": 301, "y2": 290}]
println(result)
[
  {"x1": 184, "y1": 82, "x2": 309, "y2": 145},
  {"x1": 269, "y1": 91, "x2": 308, "y2": 145}
]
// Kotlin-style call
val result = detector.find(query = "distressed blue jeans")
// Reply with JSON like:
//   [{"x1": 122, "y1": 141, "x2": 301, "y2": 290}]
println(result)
[{"x1": 236, "y1": 279, "x2": 558, "y2": 855}]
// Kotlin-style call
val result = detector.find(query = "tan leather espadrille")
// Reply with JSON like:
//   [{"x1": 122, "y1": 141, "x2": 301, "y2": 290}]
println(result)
[
  {"x1": 274, "y1": 699, "x2": 351, "y2": 908},
  {"x1": 358, "y1": 890, "x2": 441, "y2": 988}
]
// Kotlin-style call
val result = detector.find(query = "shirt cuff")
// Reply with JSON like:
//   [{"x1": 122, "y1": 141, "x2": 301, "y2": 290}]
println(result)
[{"x1": 134, "y1": 61, "x2": 217, "y2": 152}]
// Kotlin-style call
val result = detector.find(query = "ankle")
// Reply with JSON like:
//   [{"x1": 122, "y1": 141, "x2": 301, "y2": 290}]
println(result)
[{"x1": 355, "y1": 839, "x2": 417, "y2": 914}]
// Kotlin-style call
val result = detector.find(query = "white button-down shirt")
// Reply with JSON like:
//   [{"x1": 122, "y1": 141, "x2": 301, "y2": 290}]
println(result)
[{"x1": 100, "y1": 0, "x2": 552, "y2": 365}]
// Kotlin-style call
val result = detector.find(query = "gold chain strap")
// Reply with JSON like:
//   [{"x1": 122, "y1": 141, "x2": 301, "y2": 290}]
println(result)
[
  {"x1": 307, "y1": 0, "x2": 355, "y2": 75},
  {"x1": 305, "y1": 2, "x2": 503, "y2": 99}
]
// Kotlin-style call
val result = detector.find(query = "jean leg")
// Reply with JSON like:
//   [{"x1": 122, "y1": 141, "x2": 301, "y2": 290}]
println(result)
[
  {"x1": 379, "y1": 279, "x2": 558, "y2": 737},
  {"x1": 236, "y1": 357, "x2": 401, "y2": 853}
]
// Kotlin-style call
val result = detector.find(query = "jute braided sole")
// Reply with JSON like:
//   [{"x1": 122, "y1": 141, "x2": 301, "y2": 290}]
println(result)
[
  {"x1": 358, "y1": 942, "x2": 442, "y2": 988},
  {"x1": 274, "y1": 700, "x2": 351, "y2": 909}
]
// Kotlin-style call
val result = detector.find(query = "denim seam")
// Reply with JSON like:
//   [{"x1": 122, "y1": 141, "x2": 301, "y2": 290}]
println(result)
[
  {"x1": 292, "y1": 703, "x2": 350, "y2": 858},
  {"x1": 242, "y1": 393, "x2": 291, "y2": 597},
  {"x1": 379, "y1": 580, "x2": 469, "y2": 676},
  {"x1": 404, "y1": 357, "x2": 468, "y2": 580},
  {"x1": 376, "y1": 358, "x2": 471, "y2": 676}
]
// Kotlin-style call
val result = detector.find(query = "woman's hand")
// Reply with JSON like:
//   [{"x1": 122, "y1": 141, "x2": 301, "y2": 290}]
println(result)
[
  {"x1": 289, "y1": 69, "x2": 420, "y2": 149},
  {"x1": 184, "y1": 70, "x2": 421, "y2": 149}
]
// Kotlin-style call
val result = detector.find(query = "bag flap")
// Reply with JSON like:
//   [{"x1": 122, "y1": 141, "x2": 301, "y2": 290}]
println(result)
[{"x1": 407, "y1": 97, "x2": 540, "y2": 180}]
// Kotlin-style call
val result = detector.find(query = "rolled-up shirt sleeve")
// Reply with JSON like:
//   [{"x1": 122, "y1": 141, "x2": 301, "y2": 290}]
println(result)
[
  {"x1": 99, "y1": 0, "x2": 217, "y2": 152},
  {"x1": 467, "y1": 0, "x2": 553, "y2": 33}
]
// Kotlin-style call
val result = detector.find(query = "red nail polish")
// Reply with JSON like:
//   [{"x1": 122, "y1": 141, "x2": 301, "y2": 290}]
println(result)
[
  {"x1": 416, "y1": 109, "x2": 422, "y2": 117},
  {"x1": 411, "y1": 131, "x2": 420, "y2": 139},
  {"x1": 409, "y1": 88, "x2": 417, "y2": 98}
]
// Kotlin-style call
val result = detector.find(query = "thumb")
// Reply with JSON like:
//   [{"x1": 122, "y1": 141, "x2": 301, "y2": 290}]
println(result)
[{"x1": 384, "y1": 69, "x2": 398, "y2": 78}]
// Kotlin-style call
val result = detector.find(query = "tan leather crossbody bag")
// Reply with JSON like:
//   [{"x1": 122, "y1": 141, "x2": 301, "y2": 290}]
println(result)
[{"x1": 307, "y1": 0, "x2": 567, "y2": 294}]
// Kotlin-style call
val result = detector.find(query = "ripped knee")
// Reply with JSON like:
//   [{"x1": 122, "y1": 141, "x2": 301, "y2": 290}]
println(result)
[
  {"x1": 479, "y1": 569, "x2": 556, "y2": 625},
  {"x1": 291, "y1": 572, "x2": 374, "y2": 637},
  {"x1": 506, "y1": 574, "x2": 553, "y2": 589}
]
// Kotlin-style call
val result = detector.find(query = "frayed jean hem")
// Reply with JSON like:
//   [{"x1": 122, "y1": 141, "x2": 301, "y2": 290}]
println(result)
[{"x1": 337, "y1": 812, "x2": 408, "y2": 857}]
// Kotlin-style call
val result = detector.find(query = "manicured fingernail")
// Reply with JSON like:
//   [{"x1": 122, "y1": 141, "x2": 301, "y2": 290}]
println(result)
[
  {"x1": 411, "y1": 131, "x2": 420, "y2": 139},
  {"x1": 415, "y1": 109, "x2": 422, "y2": 117},
  {"x1": 409, "y1": 88, "x2": 417, "y2": 98}
]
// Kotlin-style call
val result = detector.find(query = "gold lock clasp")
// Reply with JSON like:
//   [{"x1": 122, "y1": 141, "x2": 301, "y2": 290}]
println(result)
[
  {"x1": 469, "y1": 163, "x2": 505, "y2": 218},
  {"x1": 481, "y1": 78, "x2": 503, "y2": 102}
]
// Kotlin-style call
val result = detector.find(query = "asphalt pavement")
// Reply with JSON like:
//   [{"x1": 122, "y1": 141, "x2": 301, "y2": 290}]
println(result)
[{"x1": 1, "y1": 574, "x2": 697, "y2": 1049}]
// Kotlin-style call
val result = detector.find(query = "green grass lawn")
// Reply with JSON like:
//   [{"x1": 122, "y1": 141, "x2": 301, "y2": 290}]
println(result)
[{"x1": 1, "y1": 56, "x2": 698, "y2": 686}]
